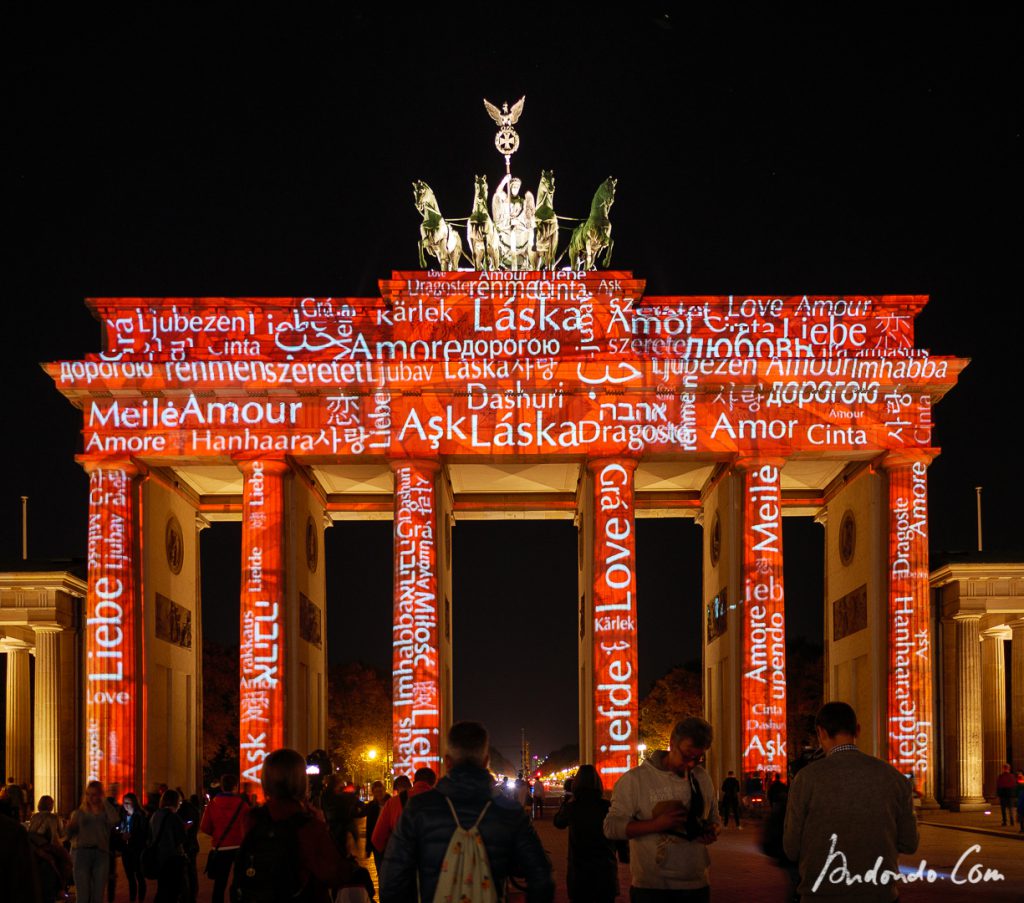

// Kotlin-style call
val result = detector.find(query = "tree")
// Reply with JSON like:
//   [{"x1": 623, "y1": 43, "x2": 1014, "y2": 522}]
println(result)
[
  {"x1": 202, "y1": 641, "x2": 239, "y2": 784},
  {"x1": 639, "y1": 662, "x2": 703, "y2": 752},
  {"x1": 786, "y1": 638, "x2": 824, "y2": 755},
  {"x1": 540, "y1": 743, "x2": 579, "y2": 774},
  {"x1": 327, "y1": 662, "x2": 392, "y2": 781}
]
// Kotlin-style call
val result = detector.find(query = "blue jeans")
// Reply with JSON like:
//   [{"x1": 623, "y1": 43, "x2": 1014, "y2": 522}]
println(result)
[{"x1": 74, "y1": 847, "x2": 110, "y2": 903}]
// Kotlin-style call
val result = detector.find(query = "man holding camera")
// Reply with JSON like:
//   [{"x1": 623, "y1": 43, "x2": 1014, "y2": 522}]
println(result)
[{"x1": 604, "y1": 717, "x2": 721, "y2": 902}]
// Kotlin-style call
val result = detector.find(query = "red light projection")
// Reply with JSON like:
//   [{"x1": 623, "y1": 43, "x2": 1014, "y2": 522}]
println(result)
[
  {"x1": 84, "y1": 463, "x2": 139, "y2": 791},
  {"x1": 739, "y1": 460, "x2": 788, "y2": 778},
  {"x1": 48, "y1": 271, "x2": 966, "y2": 792},
  {"x1": 591, "y1": 460, "x2": 640, "y2": 784},
  {"x1": 392, "y1": 460, "x2": 441, "y2": 774},
  {"x1": 53, "y1": 277, "x2": 961, "y2": 462},
  {"x1": 239, "y1": 459, "x2": 287, "y2": 792},
  {"x1": 885, "y1": 454, "x2": 933, "y2": 794}
]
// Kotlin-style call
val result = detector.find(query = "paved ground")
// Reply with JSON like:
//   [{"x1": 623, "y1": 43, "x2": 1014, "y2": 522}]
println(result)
[{"x1": 103, "y1": 808, "x2": 1024, "y2": 903}]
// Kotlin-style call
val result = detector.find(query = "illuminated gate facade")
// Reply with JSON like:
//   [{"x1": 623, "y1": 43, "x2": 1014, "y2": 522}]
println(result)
[{"x1": 48, "y1": 271, "x2": 964, "y2": 799}]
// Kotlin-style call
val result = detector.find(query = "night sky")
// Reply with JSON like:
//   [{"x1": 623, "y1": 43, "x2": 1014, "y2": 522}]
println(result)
[{"x1": 5, "y1": 10, "x2": 1019, "y2": 757}]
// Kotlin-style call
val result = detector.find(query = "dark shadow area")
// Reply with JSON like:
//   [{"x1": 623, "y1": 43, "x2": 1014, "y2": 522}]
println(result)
[
  {"x1": 782, "y1": 519, "x2": 825, "y2": 648},
  {"x1": 783, "y1": 518, "x2": 825, "y2": 745},
  {"x1": 200, "y1": 522, "x2": 241, "y2": 646},
  {"x1": 635, "y1": 518, "x2": 702, "y2": 693},
  {"x1": 452, "y1": 520, "x2": 577, "y2": 762},
  {"x1": 325, "y1": 521, "x2": 393, "y2": 671}
]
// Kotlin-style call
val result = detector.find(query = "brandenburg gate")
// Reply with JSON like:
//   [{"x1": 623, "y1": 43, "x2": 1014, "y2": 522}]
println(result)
[
  {"x1": 30, "y1": 98, "x2": 968, "y2": 805},
  {"x1": 43, "y1": 271, "x2": 965, "y2": 802}
]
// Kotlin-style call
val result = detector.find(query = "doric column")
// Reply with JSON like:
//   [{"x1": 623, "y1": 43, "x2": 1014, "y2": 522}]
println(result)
[
  {"x1": 588, "y1": 458, "x2": 640, "y2": 787},
  {"x1": 881, "y1": 452, "x2": 934, "y2": 803},
  {"x1": 3, "y1": 640, "x2": 32, "y2": 785},
  {"x1": 83, "y1": 460, "x2": 141, "y2": 793},
  {"x1": 238, "y1": 459, "x2": 289, "y2": 793},
  {"x1": 1011, "y1": 618, "x2": 1024, "y2": 769},
  {"x1": 951, "y1": 613, "x2": 986, "y2": 809},
  {"x1": 980, "y1": 628, "x2": 1009, "y2": 800},
  {"x1": 736, "y1": 458, "x2": 788, "y2": 778},
  {"x1": 390, "y1": 460, "x2": 441, "y2": 775},
  {"x1": 32, "y1": 628, "x2": 62, "y2": 802}
]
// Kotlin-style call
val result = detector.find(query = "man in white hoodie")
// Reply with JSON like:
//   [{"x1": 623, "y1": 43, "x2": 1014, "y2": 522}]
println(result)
[{"x1": 604, "y1": 717, "x2": 721, "y2": 902}]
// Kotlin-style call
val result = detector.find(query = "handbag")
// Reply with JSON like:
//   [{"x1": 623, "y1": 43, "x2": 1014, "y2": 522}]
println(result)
[{"x1": 204, "y1": 798, "x2": 246, "y2": 877}]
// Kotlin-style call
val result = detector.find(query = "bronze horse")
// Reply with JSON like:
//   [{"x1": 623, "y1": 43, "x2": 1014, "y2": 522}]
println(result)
[
  {"x1": 569, "y1": 177, "x2": 616, "y2": 270},
  {"x1": 413, "y1": 180, "x2": 463, "y2": 271}
]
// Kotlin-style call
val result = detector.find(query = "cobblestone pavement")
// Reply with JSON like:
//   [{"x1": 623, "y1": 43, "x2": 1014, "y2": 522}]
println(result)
[{"x1": 104, "y1": 810, "x2": 1024, "y2": 903}]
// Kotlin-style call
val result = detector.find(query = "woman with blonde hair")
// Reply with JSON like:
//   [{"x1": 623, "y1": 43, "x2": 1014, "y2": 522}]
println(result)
[
  {"x1": 66, "y1": 781, "x2": 120, "y2": 903},
  {"x1": 28, "y1": 795, "x2": 64, "y2": 844}
]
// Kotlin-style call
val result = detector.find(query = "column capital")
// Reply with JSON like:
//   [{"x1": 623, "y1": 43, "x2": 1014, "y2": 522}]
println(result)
[
  {"x1": 732, "y1": 455, "x2": 787, "y2": 471},
  {"x1": 951, "y1": 611, "x2": 983, "y2": 624},
  {"x1": 234, "y1": 457, "x2": 290, "y2": 476},
  {"x1": 0, "y1": 637, "x2": 34, "y2": 654},
  {"x1": 389, "y1": 458, "x2": 441, "y2": 474},
  {"x1": 1008, "y1": 617, "x2": 1024, "y2": 633},
  {"x1": 586, "y1": 456, "x2": 638, "y2": 474},
  {"x1": 80, "y1": 457, "x2": 141, "y2": 477},
  {"x1": 879, "y1": 449, "x2": 939, "y2": 470},
  {"x1": 981, "y1": 626, "x2": 1012, "y2": 641},
  {"x1": 195, "y1": 513, "x2": 211, "y2": 532},
  {"x1": 31, "y1": 625, "x2": 64, "y2": 636}
]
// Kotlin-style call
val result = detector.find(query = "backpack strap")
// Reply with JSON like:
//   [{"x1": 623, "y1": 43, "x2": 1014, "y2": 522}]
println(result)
[
  {"x1": 444, "y1": 796, "x2": 492, "y2": 830},
  {"x1": 212, "y1": 798, "x2": 246, "y2": 850}
]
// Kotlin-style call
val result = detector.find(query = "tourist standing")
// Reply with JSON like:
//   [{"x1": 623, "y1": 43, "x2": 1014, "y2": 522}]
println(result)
[
  {"x1": 198, "y1": 775, "x2": 249, "y2": 903},
  {"x1": 604, "y1": 717, "x2": 721, "y2": 903},
  {"x1": 148, "y1": 790, "x2": 188, "y2": 903},
  {"x1": 231, "y1": 748, "x2": 355, "y2": 903},
  {"x1": 514, "y1": 772, "x2": 530, "y2": 810},
  {"x1": 783, "y1": 701, "x2": 918, "y2": 901},
  {"x1": 321, "y1": 774, "x2": 363, "y2": 858},
  {"x1": 119, "y1": 793, "x2": 150, "y2": 902},
  {"x1": 66, "y1": 781, "x2": 120, "y2": 903},
  {"x1": 1, "y1": 808, "x2": 43, "y2": 903},
  {"x1": 371, "y1": 770, "x2": 435, "y2": 858},
  {"x1": 553, "y1": 764, "x2": 618, "y2": 903},
  {"x1": 28, "y1": 796, "x2": 64, "y2": 844},
  {"x1": 719, "y1": 771, "x2": 741, "y2": 828},
  {"x1": 362, "y1": 781, "x2": 390, "y2": 875},
  {"x1": 532, "y1": 777, "x2": 546, "y2": 819},
  {"x1": 176, "y1": 791, "x2": 201, "y2": 900},
  {"x1": 379, "y1": 721, "x2": 554, "y2": 903},
  {"x1": 28, "y1": 796, "x2": 72, "y2": 903},
  {"x1": 995, "y1": 763, "x2": 1016, "y2": 826}
]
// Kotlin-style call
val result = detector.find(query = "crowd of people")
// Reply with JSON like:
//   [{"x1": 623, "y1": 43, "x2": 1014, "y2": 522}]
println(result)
[{"x1": 4, "y1": 703, "x2": 1023, "y2": 903}]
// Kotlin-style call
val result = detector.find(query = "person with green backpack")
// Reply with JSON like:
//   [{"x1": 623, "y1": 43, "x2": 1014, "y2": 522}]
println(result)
[{"x1": 379, "y1": 721, "x2": 554, "y2": 903}]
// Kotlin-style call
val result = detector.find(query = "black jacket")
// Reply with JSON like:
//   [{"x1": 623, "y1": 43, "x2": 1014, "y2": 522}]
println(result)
[
  {"x1": 379, "y1": 764, "x2": 554, "y2": 903},
  {"x1": 552, "y1": 789, "x2": 618, "y2": 902}
]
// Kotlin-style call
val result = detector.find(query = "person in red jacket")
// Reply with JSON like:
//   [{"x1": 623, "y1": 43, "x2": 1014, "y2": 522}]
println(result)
[
  {"x1": 199, "y1": 775, "x2": 250, "y2": 903},
  {"x1": 995, "y1": 763, "x2": 1017, "y2": 826},
  {"x1": 371, "y1": 768, "x2": 436, "y2": 857}
]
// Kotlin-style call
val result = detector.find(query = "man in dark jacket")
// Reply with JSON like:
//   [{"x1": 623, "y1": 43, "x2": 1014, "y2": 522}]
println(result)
[{"x1": 379, "y1": 721, "x2": 554, "y2": 903}]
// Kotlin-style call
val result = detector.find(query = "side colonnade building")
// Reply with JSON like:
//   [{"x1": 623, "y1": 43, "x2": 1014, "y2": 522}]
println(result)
[{"x1": 13, "y1": 268, "x2": 1005, "y2": 809}]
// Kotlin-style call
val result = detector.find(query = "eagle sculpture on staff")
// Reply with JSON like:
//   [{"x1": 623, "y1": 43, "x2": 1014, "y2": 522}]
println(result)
[
  {"x1": 411, "y1": 97, "x2": 617, "y2": 271},
  {"x1": 484, "y1": 96, "x2": 526, "y2": 160}
]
